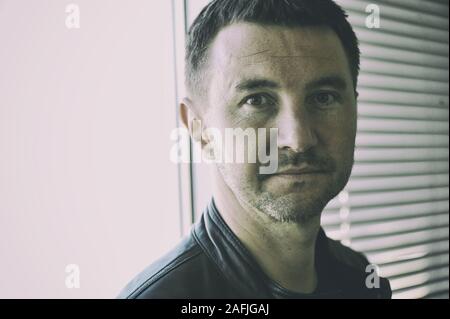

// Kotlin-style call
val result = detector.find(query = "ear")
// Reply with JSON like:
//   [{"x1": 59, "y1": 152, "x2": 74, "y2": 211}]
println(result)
[{"x1": 179, "y1": 98, "x2": 204, "y2": 145}]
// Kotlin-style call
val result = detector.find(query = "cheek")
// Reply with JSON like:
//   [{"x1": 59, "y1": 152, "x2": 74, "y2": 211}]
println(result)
[
  {"x1": 323, "y1": 107, "x2": 357, "y2": 140},
  {"x1": 220, "y1": 162, "x2": 261, "y2": 193},
  {"x1": 318, "y1": 117, "x2": 356, "y2": 161},
  {"x1": 327, "y1": 131, "x2": 356, "y2": 159}
]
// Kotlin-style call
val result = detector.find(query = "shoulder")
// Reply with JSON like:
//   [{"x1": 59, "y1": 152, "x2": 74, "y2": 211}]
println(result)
[
  {"x1": 117, "y1": 235, "x2": 200, "y2": 299},
  {"x1": 326, "y1": 237, "x2": 371, "y2": 272},
  {"x1": 325, "y1": 236, "x2": 392, "y2": 299},
  {"x1": 117, "y1": 233, "x2": 230, "y2": 299}
]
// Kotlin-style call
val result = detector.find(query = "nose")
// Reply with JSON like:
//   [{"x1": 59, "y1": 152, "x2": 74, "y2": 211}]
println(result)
[{"x1": 276, "y1": 109, "x2": 318, "y2": 153}]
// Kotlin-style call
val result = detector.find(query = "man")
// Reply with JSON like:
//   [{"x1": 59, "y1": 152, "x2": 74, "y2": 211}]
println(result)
[{"x1": 119, "y1": 0, "x2": 392, "y2": 299}]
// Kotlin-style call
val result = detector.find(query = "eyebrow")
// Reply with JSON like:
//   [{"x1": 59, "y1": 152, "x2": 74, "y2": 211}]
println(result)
[
  {"x1": 305, "y1": 76, "x2": 348, "y2": 91},
  {"x1": 234, "y1": 75, "x2": 348, "y2": 92},
  {"x1": 235, "y1": 79, "x2": 280, "y2": 91}
]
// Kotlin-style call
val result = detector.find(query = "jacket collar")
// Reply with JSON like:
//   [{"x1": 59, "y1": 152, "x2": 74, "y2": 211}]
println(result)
[{"x1": 192, "y1": 197, "x2": 351, "y2": 298}]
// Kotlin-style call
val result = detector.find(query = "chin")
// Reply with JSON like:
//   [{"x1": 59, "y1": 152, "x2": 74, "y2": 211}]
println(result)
[
  {"x1": 248, "y1": 191, "x2": 327, "y2": 224},
  {"x1": 266, "y1": 206, "x2": 323, "y2": 225}
]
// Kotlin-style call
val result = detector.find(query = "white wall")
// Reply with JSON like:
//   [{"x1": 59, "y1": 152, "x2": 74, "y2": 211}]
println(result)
[{"x1": 0, "y1": 0, "x2": 182, "y2": 298}]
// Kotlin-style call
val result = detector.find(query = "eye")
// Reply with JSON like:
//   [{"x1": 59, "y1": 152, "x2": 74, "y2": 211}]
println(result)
[
  {"x1": 242, "y1": 94, "x2": 275, "y2": 108},
  {"x1": 311, "y1": 92, "x2": 339, "y2": 108}
]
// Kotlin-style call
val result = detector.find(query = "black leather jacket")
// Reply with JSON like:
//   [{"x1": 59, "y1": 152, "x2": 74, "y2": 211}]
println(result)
[{"x1": 118, "y1": 198, "x2": 392, "y2": 299}]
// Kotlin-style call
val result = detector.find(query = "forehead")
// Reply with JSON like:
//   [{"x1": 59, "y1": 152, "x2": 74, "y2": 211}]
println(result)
[{"x1": 207, "y1": 23, "x2": 351, "y2": 91}]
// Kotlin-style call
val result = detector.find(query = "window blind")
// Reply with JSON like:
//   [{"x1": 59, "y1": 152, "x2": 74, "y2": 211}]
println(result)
[{"x1": 328, "y1": 0, "x2": 449, "y2": 299}]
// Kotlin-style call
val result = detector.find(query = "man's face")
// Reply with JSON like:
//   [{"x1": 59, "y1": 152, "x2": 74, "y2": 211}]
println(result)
[{"x1": 201, "y1": 23, "x2": 357, "y2": 223}]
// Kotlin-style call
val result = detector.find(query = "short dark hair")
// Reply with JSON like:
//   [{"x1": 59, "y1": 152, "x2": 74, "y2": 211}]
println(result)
[{"x1": 185, "y1": 0, "x2": 360, "y2": 98}]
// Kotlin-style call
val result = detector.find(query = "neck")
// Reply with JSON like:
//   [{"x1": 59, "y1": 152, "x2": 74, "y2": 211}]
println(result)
[{"x1": 212, "y1": 168, "x2": 321, "y2": 294}]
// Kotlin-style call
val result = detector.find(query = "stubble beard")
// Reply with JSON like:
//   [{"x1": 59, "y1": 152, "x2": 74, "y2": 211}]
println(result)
[{"x1": 217, "y1": 161, "x2": 353, "y2": 225}]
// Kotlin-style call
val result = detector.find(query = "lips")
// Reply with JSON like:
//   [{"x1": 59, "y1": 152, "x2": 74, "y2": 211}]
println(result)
[{"x1": 274, "y1": 166, "x2": 329, "y2": 175}]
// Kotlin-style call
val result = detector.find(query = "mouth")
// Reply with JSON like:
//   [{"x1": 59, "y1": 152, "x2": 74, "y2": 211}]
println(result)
[
  {"x1": 272, "y1": 173, "x2": 328, "y2": 181},
  {"x1": 266, "y1": 167, "x2": 331, "y2": 182},
  {"x1": 274, "y1": 167, "x2": 330, "y2": 175}
]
